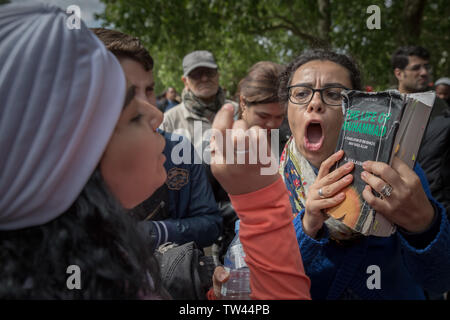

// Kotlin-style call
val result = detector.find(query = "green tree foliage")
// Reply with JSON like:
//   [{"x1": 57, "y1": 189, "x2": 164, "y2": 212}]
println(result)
[{"x1": 97, "y1": 0, "x2": 449, "y2": 96}]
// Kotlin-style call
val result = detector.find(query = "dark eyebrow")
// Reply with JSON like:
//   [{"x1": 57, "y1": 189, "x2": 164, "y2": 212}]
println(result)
[
  {"x1": 290, "y1": 82, "x2": 347, "y2": 88},
  {"x1": 291, "y1": 82, "x2": 313, "y2": 87},
  {"x1": 410, "y1": 63, "x2": 429, "y2": 69},
  {"x1": 123, "y1": 85, "x2": 136, "y2": 109},
  {"x1": 322, "y1": 83, "x2": 348, "y2": 88}
]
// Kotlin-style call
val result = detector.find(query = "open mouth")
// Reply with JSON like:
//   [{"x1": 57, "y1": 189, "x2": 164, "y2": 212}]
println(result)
[{"x1": 304, "y1": 121, "x2": 324, "y2": 151}]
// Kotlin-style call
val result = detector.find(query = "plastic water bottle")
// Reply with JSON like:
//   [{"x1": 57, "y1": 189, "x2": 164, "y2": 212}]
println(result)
[{"x1": 221, "y1": 220, "x2": 251, "y2": 300}]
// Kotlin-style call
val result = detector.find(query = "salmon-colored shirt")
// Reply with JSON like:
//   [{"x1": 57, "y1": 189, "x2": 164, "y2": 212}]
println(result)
[{"x1": 229, "y1": 177, "x2": 311, "y2": 300}]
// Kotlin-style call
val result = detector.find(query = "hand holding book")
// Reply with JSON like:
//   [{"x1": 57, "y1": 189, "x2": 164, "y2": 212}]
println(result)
[
  {"x1": 361, "y1": 157, "x2": 435, "y2": 234},
  {"x1": 324, "y1": 90, "x2": 436, "y2": 236},
  {"x1": 302, "y1": 150, "x2": 355, "y2": 238}
]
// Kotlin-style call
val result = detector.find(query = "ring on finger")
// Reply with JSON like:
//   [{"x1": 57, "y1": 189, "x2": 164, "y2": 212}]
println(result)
[
  {"x1": 380, "y1": 183, "x2": 393, "y2": 198},
  {"x1": 318, "y1": 188, "x2": 326, "y2": 199}
]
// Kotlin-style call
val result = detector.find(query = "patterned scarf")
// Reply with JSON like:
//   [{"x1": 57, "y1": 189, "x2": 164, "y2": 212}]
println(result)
[
  {"x1": 279, "y1": 136, "x2": 362, "y2": 241},
  {"x1": 182, "y1": 87, "x2": 226, "y2": 123}
]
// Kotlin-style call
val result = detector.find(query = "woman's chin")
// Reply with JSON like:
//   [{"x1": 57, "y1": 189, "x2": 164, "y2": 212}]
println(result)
[
  {"x1": 305, "y1": 154, "x2": 323, "y2": 169},
  {"x1": 300, "y1": 139, "x2": 336, "y2": 168},
  {"x1": 159, "y1": 171, "x2": 167, "y2": 187},
  {"x1": 150, "y1": 173, "x2": 167, "y2": 195},
  {"x1": 129, "y1": 176, "x2": 167, "y2": 209},
  {"x1": 301, "y1": 148, "x2": 329, "y2": 169}
]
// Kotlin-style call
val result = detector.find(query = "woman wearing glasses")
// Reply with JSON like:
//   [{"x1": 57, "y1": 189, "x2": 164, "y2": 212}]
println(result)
[
  {"x1": 278, "y1": 49, "x2": 450, "y2": 299},
  {"x1": 212, "y1": 49, "x2": 450, "y2": 299}
]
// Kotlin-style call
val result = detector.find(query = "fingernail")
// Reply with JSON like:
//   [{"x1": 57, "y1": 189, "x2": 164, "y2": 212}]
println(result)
[
  {"x1": 345, "y1": 162, "x2": 353, "y2": 169},
  {"x1": 362, "y1": 161, "x2": 368, "y2": 169},
  {"x1": 219, "y1": 272, "x2": 228, "y2": 281},
  {"x1": 345, "y1": 174, "x2": 352, "y2": 181},
  {"x1": 223, "y1": 104, "x2": 234, "y2": 111},
  {"x1": 338, "y1": 193, "x2": 345, "y2": 199},
  {"x1": 361, "y1": 171, "x2": 367, "y2": 179}
]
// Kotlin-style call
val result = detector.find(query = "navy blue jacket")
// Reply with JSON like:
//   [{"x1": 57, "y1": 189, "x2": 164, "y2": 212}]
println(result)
[{"x1": 141, "y1": 130, "x2": 222, "y2": 249}]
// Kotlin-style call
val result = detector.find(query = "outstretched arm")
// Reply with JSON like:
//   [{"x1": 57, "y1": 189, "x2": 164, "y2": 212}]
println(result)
[{"x1": 210, "y1": 104, "x2": 311, "y2": 300}]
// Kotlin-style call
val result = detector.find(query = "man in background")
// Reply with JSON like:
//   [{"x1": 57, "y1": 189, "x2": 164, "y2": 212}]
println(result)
[
  {"x1": 391, "y1": 45, "x2": 448, "y2": 119},
  {"x1": 92, "y1": 28, "x2": 222, "y2": 253},
  {"x1": 160, "y1": 87, "x2": 179, "y2": 112},
  {"x1": 435, "y1": 77, "x2": 450, "y2": 106},
  {"x1": 161, "y1": 50, "x2": 239, "y2": 263},
  {"x1": 392, "y1": 46, "x2": 450, "y2": 301}
]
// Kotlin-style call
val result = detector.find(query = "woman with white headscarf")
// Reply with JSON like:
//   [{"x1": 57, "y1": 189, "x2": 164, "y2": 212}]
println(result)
[{"x1": 0, "y1": 3, "x2": 168, "y2": 299}]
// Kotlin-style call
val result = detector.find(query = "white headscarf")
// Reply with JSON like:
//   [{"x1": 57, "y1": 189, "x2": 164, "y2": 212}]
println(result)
[{"x1": 0, "y1": 3, "x2": 126, "y2": 230}]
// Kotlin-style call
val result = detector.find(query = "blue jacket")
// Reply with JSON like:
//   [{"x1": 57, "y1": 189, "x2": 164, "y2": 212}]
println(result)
[
  {"x1": 144, "y1": 130, "x2": 222, "y2": 249},
  {"x1": 164, "y1": 100, "x2": 178, "y2": 113},
  {"x1": 290, "y1": 163, "x2": 450, "y2": 299}
]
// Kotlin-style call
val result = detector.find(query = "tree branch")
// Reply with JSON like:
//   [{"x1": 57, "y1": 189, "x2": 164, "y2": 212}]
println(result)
[
  {"x1": 264, "y1": 13, "x2": 328, "y2": 47},
  {"x1": 317, "y1": 0, "x2": 331, "y2": 43},
  {"x1": 400, "y1": 0, "x2": 426, "y2": 44}
]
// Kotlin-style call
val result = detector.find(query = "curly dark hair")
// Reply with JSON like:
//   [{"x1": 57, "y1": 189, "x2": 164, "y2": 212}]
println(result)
[
  {"x1": 0, "y1": 170, "x2": 164, "y2": 299},
  {"x1": 278, "y1": 49, "x2": 362, "y2": 107}
]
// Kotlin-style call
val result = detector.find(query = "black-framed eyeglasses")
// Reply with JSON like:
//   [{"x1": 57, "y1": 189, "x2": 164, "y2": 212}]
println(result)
[
  {"x1": 288, "y1": 85, "x2": 349, "y2": 106},
  {"x1": 188, "y1": 68, "x2": 218, "y2": 80}
]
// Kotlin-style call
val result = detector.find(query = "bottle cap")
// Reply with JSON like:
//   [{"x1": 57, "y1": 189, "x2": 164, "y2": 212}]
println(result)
[{"x1": 235, "y1": 219, "x2": 240, "y2": 233}]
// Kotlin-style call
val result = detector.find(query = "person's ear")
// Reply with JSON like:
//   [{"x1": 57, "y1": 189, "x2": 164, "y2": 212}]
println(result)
[
  {"x1": 239, "y1": 96, "x2": 249, "y2": 120},
  {"x1": 182, "y1": 76, "x2": 188, "y2": 88},
  {"x1": 394, "y1": 68, "x2": 403, "y2": 81},
  {"x1": 239, "y1": 96, "x2": 247, "y2": 112}
]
